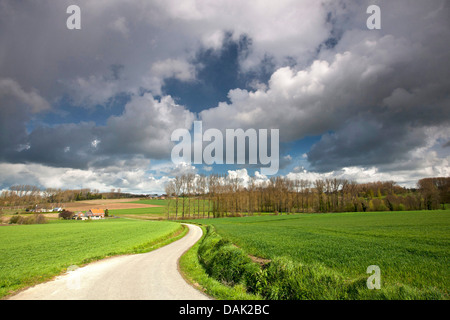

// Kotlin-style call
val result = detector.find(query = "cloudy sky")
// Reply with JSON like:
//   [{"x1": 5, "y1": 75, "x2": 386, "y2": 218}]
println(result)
[{"x1": 0, "y1": 0, "x2": 449, "y2": 193}]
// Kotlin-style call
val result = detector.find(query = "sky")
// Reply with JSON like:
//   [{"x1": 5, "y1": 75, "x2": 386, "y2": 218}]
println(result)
[{"x1": 0, "y1": 0, "x2": 449, "y2": 193}]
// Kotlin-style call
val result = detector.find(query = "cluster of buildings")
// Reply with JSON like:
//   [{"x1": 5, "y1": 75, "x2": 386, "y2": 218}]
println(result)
[
  {"x1": 72, "y1": 209, "x2": 105, "y2": 220},
  {"x1": 33, "y1": 206, "x2": 107, "y2": 220},
  {"x1": 147, "y1": 194, "x2": 166, "y2": 200},
  {"x1": 34, "y1": 206, "x2": 64, "y2": 213}
]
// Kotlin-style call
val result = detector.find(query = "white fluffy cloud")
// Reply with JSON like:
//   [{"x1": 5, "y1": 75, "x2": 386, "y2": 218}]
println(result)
[
  {"x1": 2, "y1": 92, "x2": 195, "y2": 170},
  {"x1": 0, "y1": 162, "x2": 173, "y2": 194},
  {"x1": 99, "y1": 93, "x2": 195, "y2": 159},
  {"x1": 199, "y1": 6, "x2": 450, "y2": 174},
  {"x1": 200, "y1": 29, "x2": 449, "y2": 139}
]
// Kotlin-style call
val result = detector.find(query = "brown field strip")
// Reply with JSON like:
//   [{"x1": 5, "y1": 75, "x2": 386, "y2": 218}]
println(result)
[{"x1": 62, "y1": 198, "x2": 163, "y2": 212}]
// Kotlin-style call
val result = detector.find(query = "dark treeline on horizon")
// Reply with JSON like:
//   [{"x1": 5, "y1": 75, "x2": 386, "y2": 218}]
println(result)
[
  {"x1": 0, "y1": 186, "x2": 145, "y2": 209},
  {"x1": 1, "y1": 176, "x2": 448, "y2": 216},
  {"x1": 165, "y1": 175, "x2": 450, "y2": 219}
]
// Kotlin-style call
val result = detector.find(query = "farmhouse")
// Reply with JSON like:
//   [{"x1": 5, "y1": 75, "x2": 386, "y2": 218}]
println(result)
[
  {"x1": 87, "y1": 209, "x2": 105, "y2": 219},
  {"x1": 34, "y1": 205, "x2": 51, "y2": 213},
  {"x1": 72, "y1": 209, "x2": 105, "y2": 220},
  {"x1": 73, "y1": 212, "x2": 86, "y2": 220}
]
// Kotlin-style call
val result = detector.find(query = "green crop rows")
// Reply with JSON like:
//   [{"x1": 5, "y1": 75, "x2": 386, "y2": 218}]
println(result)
[{"x1": 189, "y1": 210, "x2": 450, "y2": 299}]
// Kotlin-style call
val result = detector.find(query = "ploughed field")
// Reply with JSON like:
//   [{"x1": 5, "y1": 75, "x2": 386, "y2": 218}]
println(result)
[{"x1": 63, "y1": 198, "x2": 165, "y2": 212}]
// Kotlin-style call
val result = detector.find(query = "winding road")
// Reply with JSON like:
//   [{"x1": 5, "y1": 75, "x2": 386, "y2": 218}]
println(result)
[{"x1": 8, "y1": 223, "x2": 211, "y2": 300}]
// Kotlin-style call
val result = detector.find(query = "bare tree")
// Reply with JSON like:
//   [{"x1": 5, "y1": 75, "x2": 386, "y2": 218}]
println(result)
[
  {"x1": 314, "y1": 180, "x2": 325, "y2": 212},
  {"x1": 165, "y1": 181, "x2": 176, "y2": 219},
  {"x1": 174, "y1": 175, "x2": 183, "y2": 219}
]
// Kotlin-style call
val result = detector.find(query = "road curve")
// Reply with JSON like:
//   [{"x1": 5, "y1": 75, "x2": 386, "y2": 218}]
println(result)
[{"x1": 9, "y1": 223, "x2": 211, "y2": 300}]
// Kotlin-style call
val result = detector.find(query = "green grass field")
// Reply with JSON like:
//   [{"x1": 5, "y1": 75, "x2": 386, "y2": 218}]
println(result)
[
  {"x1": 187, "y1": 210, "x2": 450, "y2": 299},
  {"x1": 106, "y1": 199, "x2": 170, "y2": 218},
  {"x1": 110, "y1": 206, "x2": 167, "y2": 217},
  {"x1": 0, "y1": 218, "x2": 183, "y2": 298},
  {"x1": 127, "y1": 199, "x2": 171, "y2": 206},
  {"x1": 112, "y1": 198, "x2": 213, "y2": 219}
]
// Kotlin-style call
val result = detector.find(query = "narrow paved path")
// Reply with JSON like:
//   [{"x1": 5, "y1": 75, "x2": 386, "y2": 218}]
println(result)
[{"x1": 9, "y1": 223, "x2": 210, "y2": 300}]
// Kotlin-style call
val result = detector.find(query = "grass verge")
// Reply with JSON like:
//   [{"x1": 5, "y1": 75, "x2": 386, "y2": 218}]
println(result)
[
  {"x1": 178, "y1": 224, "x2": 261, "y2": 300},
  {"x1": 180, "y1": 216, "x2": 448, "y2": 300}
]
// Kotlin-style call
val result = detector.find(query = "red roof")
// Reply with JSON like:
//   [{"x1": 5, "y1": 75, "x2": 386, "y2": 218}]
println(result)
[{"x1": 89, "y1": 209, "x2": 104, "y2": 215}]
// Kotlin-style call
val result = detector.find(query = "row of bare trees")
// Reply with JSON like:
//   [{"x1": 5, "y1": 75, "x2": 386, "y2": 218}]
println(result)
[
  {"x1": 0, "y1": 185, "x2": 151, "y2": 210},
  {"x1": 417, "y1": 177, "x2": 450, "y2": 210},
  {"x1": 165, "y1": 174, "x2": 450, "y2": 219},
  {"x1": 0, "y1": 186, "x2": 102, "y2": 209}
]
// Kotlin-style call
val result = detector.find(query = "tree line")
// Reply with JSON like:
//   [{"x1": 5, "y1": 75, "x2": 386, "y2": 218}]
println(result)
[
  {"x1": 0, "y1": 185, "x2": 144, "y2": 209},
  {"x1": 0, "y1": 186, "x2": 102, "y2": 209},
  {"x1": 164, "y1": 174, "x2": 450, "y2": 219}
]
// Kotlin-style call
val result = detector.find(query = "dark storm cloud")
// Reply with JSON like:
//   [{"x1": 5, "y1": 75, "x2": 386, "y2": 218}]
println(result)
[
  {"x1": 0, "y1": 0, "x2": 200, "y2": 169},
  {"x1": 0, "y1": 0, "x2": 331, "y2": 172},
  {"x1": 0, "y1": 0, "x2": 449, "y2": 190},
  {"x1": 2, "y1": 93, "x2": 195, "y2": 169},
  {"x1": 306, "y1": 116, "x2": 429, "y2": 172},
  {"x1": 201, "y1": 0, "x2": 450, "y2": 174},
  {"x1": 10, "y1": 122, "x2": 98, "y2": 169}
]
